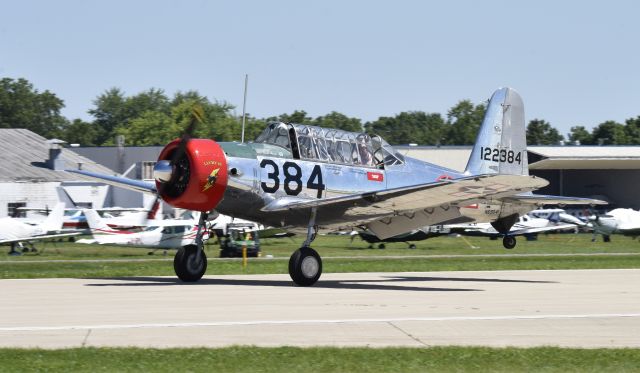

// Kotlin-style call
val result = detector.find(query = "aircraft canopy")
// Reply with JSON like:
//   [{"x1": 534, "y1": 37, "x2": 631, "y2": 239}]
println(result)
[{"x1": 254, "y1": 122, "x2": 404, "y2": 168}]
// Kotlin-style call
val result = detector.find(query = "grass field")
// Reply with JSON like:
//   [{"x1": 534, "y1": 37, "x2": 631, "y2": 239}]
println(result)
[
  {"x1": 1, "y1": 233, "x2": 639, "y2": 279},
  {"x1": 2, "y1": 346, "x2": 640, "y2": 373},
  {"x1": 2, "y1": 234, "x2": 639, "y2": 372}
]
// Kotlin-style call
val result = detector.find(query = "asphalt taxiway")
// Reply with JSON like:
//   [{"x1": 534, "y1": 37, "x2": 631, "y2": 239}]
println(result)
[{"x1": 1, "y1": 269, "x2": 639, "y2": 348}]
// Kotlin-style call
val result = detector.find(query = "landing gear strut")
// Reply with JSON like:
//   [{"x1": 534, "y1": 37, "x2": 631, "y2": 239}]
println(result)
[
  {"x1": 174, "y1": 211, "x2": 208, "y2": 282},
  {"x1": 8, "y1": 243, "x2": 21, "y2": 256},
  {"x1": 289, "y1": 208, "x2": 322, "y2": 286}
]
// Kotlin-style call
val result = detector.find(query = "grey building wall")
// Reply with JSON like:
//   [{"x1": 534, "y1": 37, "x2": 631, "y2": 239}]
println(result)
[{"x1": 531, "y1": 169, "x2": 640, "y2": 210}]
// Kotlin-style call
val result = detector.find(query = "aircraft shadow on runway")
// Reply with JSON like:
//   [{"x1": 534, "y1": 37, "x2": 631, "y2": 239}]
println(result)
[{"x1": 85, "y1": 275, "x2": 555, "y2": 292}]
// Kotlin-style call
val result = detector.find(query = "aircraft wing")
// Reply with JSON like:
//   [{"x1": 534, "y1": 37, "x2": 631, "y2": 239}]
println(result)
[
  {"x1": 0, "y1": 232, "x2": 81, "y2": 245},
  {"x1": 263, "y1": 174, "x2": 547, "y2": 213},
  {"x1": 264, "y1": 174, "x2": 548, "y2": 239},
  {"x1": 508, "y1": 223, "x2": 577, "y2": 236},
  {"x1": 504, "y1": 194, "x2": 608, "y2": 206},
  {"x1": 66, "y1": 170, "x2": 157, "y2": 195}
]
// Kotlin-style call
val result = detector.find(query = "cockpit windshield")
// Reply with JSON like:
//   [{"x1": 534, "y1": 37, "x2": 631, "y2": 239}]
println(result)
[
  {"x1": 254, "y1": 122, "x2": 403, "y2": 168},
  {"x1": 254, "y1": 122, "x2": 292, "y2": 150}
]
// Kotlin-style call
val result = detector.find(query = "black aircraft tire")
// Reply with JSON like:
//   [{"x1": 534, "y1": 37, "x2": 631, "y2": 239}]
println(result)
[
  {"x1": 174, "y1": 245, "x2": 207, "y2": 282},
  {"x1": 289, "y1": 247, "x2": 322, "y2": 286},
  {"x1": 503, "y1": 236, "x2": 517, "y2": 249}
]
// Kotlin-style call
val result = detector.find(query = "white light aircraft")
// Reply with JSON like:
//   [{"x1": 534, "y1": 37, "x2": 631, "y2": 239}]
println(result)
[
  {"x1": 77, "y1": 209, "x2": 211, "y2": 253},
  {"x1": 1, "y1": 189, "x2": 79, "y2": 255},
  {"x1": 588, "y1": 208, "x2": 640, "y2": 242},
  {"x1": 355, "y1": 213, "x2": 578, "y2": 249}
]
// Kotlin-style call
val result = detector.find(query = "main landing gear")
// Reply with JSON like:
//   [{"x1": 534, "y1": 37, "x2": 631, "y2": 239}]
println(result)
[
  {"x1": 174, "y1": 211, "x2": 208, "y2": 282},
  {"x1": 289, "y1": 208, "x2": 323, "y2": 286},
  {"x1": 502, "y1": 235, "x2": 516, "y2": 249},
  {"x1": 492, "y1": 214, "x2": 519, "y2": 250}
]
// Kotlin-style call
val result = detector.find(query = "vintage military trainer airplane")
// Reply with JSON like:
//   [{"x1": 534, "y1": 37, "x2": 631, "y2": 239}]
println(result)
[{"x1": 70, "y1": 87, "x2": 605, "y2": 286}]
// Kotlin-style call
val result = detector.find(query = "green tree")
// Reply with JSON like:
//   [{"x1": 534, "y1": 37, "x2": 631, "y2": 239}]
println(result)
[
  {"x1": 0, "y1": 77, "x2": 67, "y2": 138},
  {"x1": 90, "y1": 88, "x2": 171, "y2": 144},
  {"x1": 444, "y1": 100, "x2": 486, "y2": 145},
  {"x1": 88, "y1": 88, "x2": 127, "y2": 144},
  {"x1": 115, "y1": 111, "x2": 178, "y2": 146},
  {"x1": 267, "y1": 110, "x2": 313, "y2": 124},
  {"x1": 312, "y1": 111, "x2": 363, "y2": 132},
  {"x1": 365, "y1": 112, "x2": 446, "y2": 145},
  {"x1": 567, "y1": 126, "x2": 593, "y2": 145},
  {"x1": 623, "y1": 116, "x2": 640, "y2": 145},
  {"x1": 58, "y1": 119, "x2": 102, "y2": 146},
  {"x1": 591, "y1": 120, "x2": 627, "y2": 145},
  {"x1": 526, "y1": 119, "x2": 564, "y2": 145}
]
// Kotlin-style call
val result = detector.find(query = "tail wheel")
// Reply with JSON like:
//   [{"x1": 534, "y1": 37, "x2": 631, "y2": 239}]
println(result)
[
  {"x1": 502, "y1": 236, "x2": 517, "y2": 249},
  {"x1": 174, "y1": 244, "x2": 207, "y2": 282},
  {"x1": 289, "y1": 247, "x2": 322, "y2": 286}
]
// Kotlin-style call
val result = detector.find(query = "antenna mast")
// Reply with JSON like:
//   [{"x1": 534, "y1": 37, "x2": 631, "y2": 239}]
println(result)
[{"x1": 241, "y1": 74, "x2": 248, "y2": 143}]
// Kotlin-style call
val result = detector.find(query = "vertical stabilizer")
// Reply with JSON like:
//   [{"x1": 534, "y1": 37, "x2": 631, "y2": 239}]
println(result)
[
  {"x1": 55, "y1": 186, "x2": 77, "y2": 208},
  {"x1": 84, "y1": 210, "x2": 113, "y2": 232},
  {"x1": 41, "y1": 203, "x2": 65, "y2": 232},
  {"x1": 464, "y1": 87, "x2": 529, "y2": 176}
]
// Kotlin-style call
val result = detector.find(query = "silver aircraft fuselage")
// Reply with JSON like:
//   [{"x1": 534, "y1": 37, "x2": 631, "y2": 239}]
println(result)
[{"x1": 214, "y1": 143, "x2": 520, "y2": 232}]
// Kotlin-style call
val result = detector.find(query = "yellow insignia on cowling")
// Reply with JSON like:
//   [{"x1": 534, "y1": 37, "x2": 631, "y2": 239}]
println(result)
[{"x1": 202, "y1": 168, "x2": 220, "y2": 192}]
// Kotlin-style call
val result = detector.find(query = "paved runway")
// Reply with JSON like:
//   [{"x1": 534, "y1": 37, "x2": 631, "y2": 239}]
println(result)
[{"x1": 1, "y1": 269, "x2": 639, "y2": 348}]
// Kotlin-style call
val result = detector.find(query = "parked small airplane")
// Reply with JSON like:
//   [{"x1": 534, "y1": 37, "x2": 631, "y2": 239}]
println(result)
[
  {"x1": 77, "y1": 209, "x2": 211, "y2": 251},
  {"x1": 70, "y1": 87, "x2": 606, "y2": 286},
  {"x1": 354, "y1": 213, "x2": 577, "y2": 249},
  {"x1": 0, "y1": 188, "x2": 79, "y2": 255},
  {"x1": 527, "y1": 208, "x2": 586, "y2": 227},
  {"x1": 588, "y1": 208, "x2": 640, "y2": 242},
  {"x1": 445, "y1": 214, "x2": 577, "y2": 244}
]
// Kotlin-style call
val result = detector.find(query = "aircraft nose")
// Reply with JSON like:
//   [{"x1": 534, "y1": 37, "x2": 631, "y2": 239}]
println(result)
[{"x1": 153, "y1": 160, "x2": 173, "y2": 182}]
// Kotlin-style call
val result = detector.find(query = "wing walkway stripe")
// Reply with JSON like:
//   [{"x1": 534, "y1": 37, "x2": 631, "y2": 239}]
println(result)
[{"x1": 3, "y1": 313, "x2": 640, "y2": 332}]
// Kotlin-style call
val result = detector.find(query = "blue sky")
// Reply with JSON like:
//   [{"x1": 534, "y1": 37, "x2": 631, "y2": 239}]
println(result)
[{"x1": 1, "y1": 0, "x2": 638, "y2": 136}]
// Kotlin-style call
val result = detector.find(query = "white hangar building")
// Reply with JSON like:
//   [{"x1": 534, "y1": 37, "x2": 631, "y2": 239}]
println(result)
[{"x1": 0, "y1": 129, "x2": 116, "y2": 218}]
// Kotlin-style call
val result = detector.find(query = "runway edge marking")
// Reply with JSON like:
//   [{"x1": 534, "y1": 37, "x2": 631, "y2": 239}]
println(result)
[{"x1": 3, "y1": 313, "x2": 640, "y2": 332}]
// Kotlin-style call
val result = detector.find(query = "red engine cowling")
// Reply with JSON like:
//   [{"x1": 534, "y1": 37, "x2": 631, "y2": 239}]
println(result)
[{"x1": 156, "y1": 139, "x2": 228, "y2": 212}]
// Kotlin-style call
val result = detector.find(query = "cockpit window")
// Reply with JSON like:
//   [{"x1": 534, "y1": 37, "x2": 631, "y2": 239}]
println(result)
[
  {"x1": 255, "y1": 122, "x2": 402, "y2": 168},
  {"x1": 254, "y1": 122, "x2": 291, "y2": 150},
  {"x1": 371, "y1": 135, "x2": 405, "y2": 167}
]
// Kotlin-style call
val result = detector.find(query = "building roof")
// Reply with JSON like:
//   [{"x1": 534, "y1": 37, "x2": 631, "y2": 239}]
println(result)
[
  {"x1": 0, "y1": 129, "x2": 116, "y2": 182},
  {"x1": 528, "y1": 146, "x2": 640, "y2": 170}
]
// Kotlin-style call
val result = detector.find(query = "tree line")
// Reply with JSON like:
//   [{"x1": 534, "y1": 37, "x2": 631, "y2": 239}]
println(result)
[{"x1": 2, "y1": 77, "x2": 639, "y2": 146}]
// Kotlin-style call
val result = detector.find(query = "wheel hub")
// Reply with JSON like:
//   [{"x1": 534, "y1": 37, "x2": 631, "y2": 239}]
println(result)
[
  {"x1": 301, "y1": 256, "x2": 319, "y2": 278},
  {"x1": 187, "y1": 253, "x2": 203, "y2": 273}
]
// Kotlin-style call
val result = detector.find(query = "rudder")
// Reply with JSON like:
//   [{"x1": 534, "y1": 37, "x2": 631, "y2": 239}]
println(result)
[{"x1": 464, "y1": 87, "x2": 529, "y2": 176}]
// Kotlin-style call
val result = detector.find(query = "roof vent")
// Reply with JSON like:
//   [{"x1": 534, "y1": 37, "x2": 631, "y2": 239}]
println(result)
[{"x1": 46, "y1": 139, "x2": 67, "y2": 171}]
